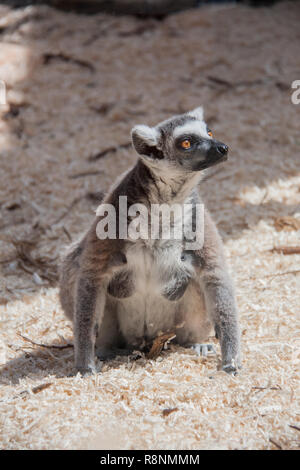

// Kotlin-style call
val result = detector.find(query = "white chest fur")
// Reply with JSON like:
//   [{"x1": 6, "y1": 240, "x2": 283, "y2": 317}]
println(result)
[{"x1": 115, "y1": 239, "x2": 196, "y2": 346}]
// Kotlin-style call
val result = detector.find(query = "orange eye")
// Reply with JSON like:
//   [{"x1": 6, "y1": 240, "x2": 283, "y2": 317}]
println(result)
[
  {"x1": 207, "y1": 130, "x2": 213, "y2": 137},
  {"x1": 181, "y1": 139, "x2": 191, "y2": 149}
]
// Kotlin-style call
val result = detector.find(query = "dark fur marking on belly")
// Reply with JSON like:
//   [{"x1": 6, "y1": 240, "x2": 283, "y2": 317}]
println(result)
[
  {"x1": 182, "y1": 250, "x2": 202, "y2": 268},
  {"x1": 107, "y1": 270, "x2": 135, "y2": 298},
  {"x1": 108, "y1": 251, "x2": 127, "y2": 268},
  {"x1": 163, "y1": 276, "x2": 190, "y2": 301}
]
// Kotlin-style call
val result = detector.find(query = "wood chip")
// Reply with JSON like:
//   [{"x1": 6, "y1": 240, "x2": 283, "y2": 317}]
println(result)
[
  {"x1": 274, "y1": 216, "x2": 300, "y2": 232},
  {"x1": 146, "y1": 332, "x2": 176, "y2": 360},
  {"x1": 270, "y1": 246, "x2": 300, "y2": 255},
  {"x1": 162, "y1": 407, "x2": 179, "y2": 417}
]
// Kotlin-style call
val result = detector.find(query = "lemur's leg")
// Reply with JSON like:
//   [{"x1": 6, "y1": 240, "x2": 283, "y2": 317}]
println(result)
[
  {"x1": 74, "y1": 278, "x2": 106, "y2": 375},
  {"x1": 197, "y1": 210, "x2": 241, "y2": 374}
]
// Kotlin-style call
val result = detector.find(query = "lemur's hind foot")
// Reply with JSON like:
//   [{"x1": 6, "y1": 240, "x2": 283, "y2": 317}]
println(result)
[
  {"x1": 191, "y1": 344, "x2": 241, "y2": 375},
  {"x1": 67, "y1": 361, "x2": 97, "y2": 377},
  {"x1": 221, "y1": 358, "x2": 242, "y2": 376},
  {"x1": 77, "y1": 366, "x2": 97, "y2": 377}
]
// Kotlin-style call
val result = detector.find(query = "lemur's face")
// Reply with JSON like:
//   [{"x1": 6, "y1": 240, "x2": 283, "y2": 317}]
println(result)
[{"x1": 131, "y1": 107, "x2": 228, "y2": 172}]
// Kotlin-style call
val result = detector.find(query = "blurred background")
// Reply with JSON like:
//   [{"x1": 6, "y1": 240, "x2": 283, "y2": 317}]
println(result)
[{"x1": 0, "y1": 0, "x2": 299, "y2": 301}]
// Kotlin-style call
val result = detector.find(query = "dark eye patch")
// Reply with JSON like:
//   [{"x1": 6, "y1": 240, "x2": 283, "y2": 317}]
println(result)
[{"x1": 175, "y1": 134, "x2": 199, "y2": 150}]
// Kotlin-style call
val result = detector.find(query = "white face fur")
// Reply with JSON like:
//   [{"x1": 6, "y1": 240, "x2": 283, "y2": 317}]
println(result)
[{"x1": 173, "y1": 107, "x2": 212, "y2": 141}]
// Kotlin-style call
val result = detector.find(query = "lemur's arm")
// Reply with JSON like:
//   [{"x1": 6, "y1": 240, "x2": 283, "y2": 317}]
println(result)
[
  {"x1": 198, "y1": 210, "x2": 241, "y2": 373},
  {"x1": 74, "y1": 276, "x2": 101, "y2": 374}
]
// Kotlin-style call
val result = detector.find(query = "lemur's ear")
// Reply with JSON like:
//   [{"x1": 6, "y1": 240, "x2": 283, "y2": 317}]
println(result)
[
  {"x1": 131, "y1": 125, "x2": 163, "y2": 159},
  {"x1": 188, "y1": 106, "x2": 204, "y2": 121}
]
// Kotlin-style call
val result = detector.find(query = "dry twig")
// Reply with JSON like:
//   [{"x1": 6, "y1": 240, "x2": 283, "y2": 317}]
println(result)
[
  {"x1": 88, "y1": 143, "x2": 131, "y2": 161},
  {"x1": 274, "y1": 216, "x2": 300, "y2": 232},
  {"x1": 18, "y1": 333, "x2": 73, "y2": 350},
  {"x1": 162, "y1": 407, "x2": 179, "y2": 417},
  {"x1": 146, "y1": 332, "x2": 176, "y2": 360},
  {"x1": 270, "y1": 246, "x2": 300, "y2": 255},
  {"x1": 269, "y1": 438, "x2": 282, "y2": 450},
  {"x1": 43, "y1": 53, "x2": 95, "y2": 73}
]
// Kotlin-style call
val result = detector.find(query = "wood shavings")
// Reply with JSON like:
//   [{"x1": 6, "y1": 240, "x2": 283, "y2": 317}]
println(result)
[
  {"x1": 1, "y1": 234, "x2": 58, "y2": 285},
  {"x1": 10, "y1": 382, "x2": 53, "y2": 401}
]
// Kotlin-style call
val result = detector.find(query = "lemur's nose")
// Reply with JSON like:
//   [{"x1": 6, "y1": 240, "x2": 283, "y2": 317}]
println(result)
[{"x1": 216, "y1": 143, "x2": 228, "y2": 155}]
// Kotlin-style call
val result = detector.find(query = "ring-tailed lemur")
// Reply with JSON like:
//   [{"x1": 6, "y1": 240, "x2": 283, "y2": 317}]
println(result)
[{"x1": 59, "y1": 107, "x2": 241, "y2": 375}]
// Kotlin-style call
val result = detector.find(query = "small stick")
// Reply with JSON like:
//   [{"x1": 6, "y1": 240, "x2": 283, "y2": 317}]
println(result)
[
  {"x1": 88, "y1": 142, "x2": 131, "y2": 162},
  {"x1": 270, "y1": 246, "x2": 300, "y2": 255},
  {"x1": 0, "y1": 382, "x2": 53, "y2": 403},
  {"x1": 146, "y1": 332, "x2": 176, "y2": 360},
  {"x1": 289, "y1": 424, "x2": 300, "y2": 432},
  {"x1": 252, "y1": 385, "x2": 281, "y2": 391},
  {"x1": 62, "y1": 226, "x2": 72, "y2": 242},
  {"x1": 18, "y1": 333, "x2": 73, "y2": 350},
  {"x1": 207, "y1": 76, "x2": 234, "y2": 88},
  {"x1": 52, "y1": 191, "x2": 104, "y2": 225},
  {"x1": 263, "y1": 270, "x2": 300, "y2": 279},
  {"x1": 162, "y1": 407, "x2": 179, "y2": 417},
  {"x1": 43, "y1": 53, "x2": 95, "y2": 73},
  {"x1": 53, "y1": 195, "x2": 83, "y2": 225},
  {"x1": 31, "y1": 382, "x2": 53, "y2": 394},
  {"x1": 20, "y1": 382, "x2": 52, "y2": 397},
  {"x1": 68, "y1": 170, "x2": 103, "y2": 179},
  {"x1": 269, "y1": 438, "x2": 282, "y2": 450}
]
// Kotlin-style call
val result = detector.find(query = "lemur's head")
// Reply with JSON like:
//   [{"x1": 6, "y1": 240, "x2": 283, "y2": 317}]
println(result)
[{"x1": 131, "y1": 107, "x2": 228, "y2": 172}]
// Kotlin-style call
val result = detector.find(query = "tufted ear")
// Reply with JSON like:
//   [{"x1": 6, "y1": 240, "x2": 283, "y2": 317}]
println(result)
[
  {"x1": 131, "y1": 125, "x2": 162, "y2": 158},
  {"x1": 188, "y1": 106, "x2": 204, "y2": 121}
]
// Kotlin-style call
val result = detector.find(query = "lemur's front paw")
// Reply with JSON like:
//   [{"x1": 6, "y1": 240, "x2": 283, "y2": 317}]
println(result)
[
  {"x1": 222, "y1": 358, "x2": 241, "y2": 376},
  {"x1": 191, "y1": 343, "x2": 216, "y2": 357}
]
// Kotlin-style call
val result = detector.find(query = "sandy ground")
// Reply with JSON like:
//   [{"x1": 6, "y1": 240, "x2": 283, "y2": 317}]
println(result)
[{"x1": 0, "y1": 1, "x2": 299, "y2": 450}]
